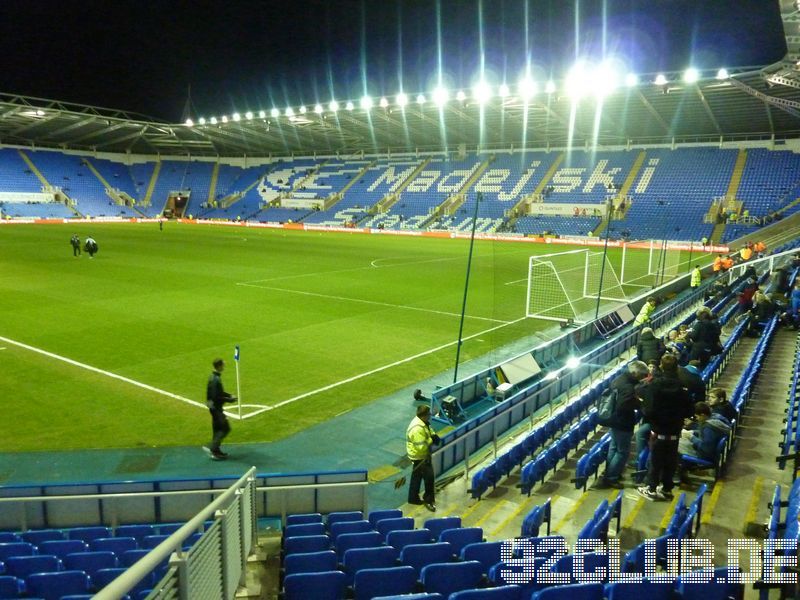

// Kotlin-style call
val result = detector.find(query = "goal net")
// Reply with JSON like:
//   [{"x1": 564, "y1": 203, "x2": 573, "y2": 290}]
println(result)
[
  {"x1": 620, "y1": 240, "x2": 687, "y2": 288},
  {"x1": 526, "y1": 249, "x2": 628, "y2": 322}
]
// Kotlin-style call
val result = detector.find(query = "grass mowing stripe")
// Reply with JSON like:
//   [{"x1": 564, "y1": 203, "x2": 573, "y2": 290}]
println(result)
[
  {"x1": 489, "y1": 494, "x2": 551, "y2": 538},
  {"x1": 0, "y1": 334, "x2": 210, "y2": 414},
  {"x1": 241, "y1": 316, "x2": 529, "y2": 418},
  {"x1": 701, "y1": 481, "x2": 724, "y2": 525},
  {"x1": 236, "y1": 282, "x2": 510, "y2": 324},
  {"x1": 622, "y1": 496, "x2": 646, "y2": 530},
  {"x1": 744, "y1": 476, "x2": 764, "y2": 529}
]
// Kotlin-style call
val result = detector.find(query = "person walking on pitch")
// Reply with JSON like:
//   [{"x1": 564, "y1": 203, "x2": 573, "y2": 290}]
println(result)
[{"x1": 203, "y1": 358, "x2": 237, "y2": 460}]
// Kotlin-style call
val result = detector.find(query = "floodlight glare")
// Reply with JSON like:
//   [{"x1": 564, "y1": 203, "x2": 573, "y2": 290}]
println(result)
[
  {"x1": 360, "y1": 96, "x2": 374, "y2": 110},
  {"x1": 379, "y1": 97, "x2": 389, "y2": 108},
  {"x1": 346, "y1": 101, "x2": 355, "y2": 111},
  {"x1": 565, "y1": 62, "x2": 590, "y2": 99},
  {"x1": 544, "y1": 80, "x2": 556, "y2": 94},
  {"x1": 314, "y1": 104, "x2": 324, "y2": 114},
  {"x1": 592, "y1": 63, "x2": 620, "y2": 98},
  {"x1": 198, "y1": 117, "x2": 206, "y2": 125},
  {"x1": 232, "y1": 113, "x2": 241, "y2": 122},
  {"x1": 221, "y1": 115, "x2": 229, "y2": 123},
  {"x1": 654, "y1": 73, "x2": 668, "y2": 86},
  {"x1": 416, "y1": 94, "x2": 426, "y2": 105},
  {"x1": 299, "y1": 106, "x2": 307, "y2": 114},
  {"x1": 35, "y1": 110, "x2": 45, "y2": 116},
  {"x1": 432, "y1": 86, "x2": 449, "y2": 106},
  {"x1": 625, "y1": 73, "x2": 639, "y2": 87},
  {"x1": 683, "y1": 68, "x2": 700, "y2": 84},
  {"x1": 518, "y1": 77, "x2": 537, "y2": 100},
  {"x1": 329, "y1": 100, "x2": 339, "y2": 112},
  {"x1": 285, "y1": 107, "x2": 295, "y2": 117},
  {"x1": 210, "y1": 117, "x2": 218, "y2": 124},
  {"x1": 396, "y1": 92, "x2": 409, "y2": 107},
  {"x1": 498, "y1": 83, "x2": 510, "y2": 98},
  {"x1": 258, "y1": 110, "x2": 266, "y2": 119},
  {"x1": 245, "y1": 111, "x2": 253, "y2": 120},
  {"x1": 270, "y1": 108, "x2": 280, "y2": 118},
  {"x1": 565, "y1": 356, "x2": 581, "y2": 370},
  {"x1": 716, "y1": 68, "x2": 729, "y2": 80},
  {"x1": 472, "y1": 81, "x2": 492, "y2": 104},
  {"x1": 455, "y1": 90, "x2": 466, "y2": 102},
  {"x1": 185, "y1": 118, "x2": 194, "y2": 127}
]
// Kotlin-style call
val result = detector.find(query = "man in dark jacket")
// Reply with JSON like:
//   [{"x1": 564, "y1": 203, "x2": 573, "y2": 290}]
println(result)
[
  {"x1": 687, "y1": 307, "x2": 721, "y2": 367},
  {"x1": 597, "y1": 361, "x2": 649, "y2": 489},
  {"x1": 637, "y1": 354, "x2": 693, "y2": 501},
  {"x1": 708, "y1": 388, "x2": 736, "y2": 423},
  {"x1": 203, "y1": 358, "x2": 237, "y2": 460},
  {"x1": 636, "y1": 328, "x2": 665, "y2": 364},
  {"x1": 678, "y1": 360, "x2": 706, "y2": 404}
]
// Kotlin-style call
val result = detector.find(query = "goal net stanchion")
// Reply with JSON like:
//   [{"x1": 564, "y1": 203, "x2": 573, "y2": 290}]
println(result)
[
  {"x1": 527, "y1": 248, "x2": 628, "y2": 323},
  {"x1": 621, "y1": 240, "x2": 685, "y2": 289}
]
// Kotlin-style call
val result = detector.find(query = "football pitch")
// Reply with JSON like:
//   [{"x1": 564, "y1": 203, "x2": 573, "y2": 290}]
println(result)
[{"x1": 0, "y1": 222, "x2": 697, "y2": 452}]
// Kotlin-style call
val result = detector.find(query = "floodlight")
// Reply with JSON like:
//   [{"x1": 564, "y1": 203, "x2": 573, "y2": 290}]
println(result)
[
  {"x1": 625, "y1": 73, "x2": 639, "y2": 87},
  {"x1": 716, "y1": 68, "x2": 729, "y2": 80},
  {"x1": 456, "y1": 90, "x2": 466, "y2": 102},
  {"x1": 245, "y1": 111, "x2": 253, "y2": 120},
  {"x1": 346, "y1": 101, "x2": 355, "y2": 111},
  {"x1": 285, "y1": 107, "x2": 295, "y2": 117},
  {"x1": 360, "y1": 96, "x2": 374, "y2": 110},
  {"x1": 35, "y1": 109, "x2": 45, "y2": 116},
  {"x1": 299, "y1": 105, "x2": 307, "y2": 114},
  {"x1": 593, "y1": 63, "x2": 620, "y2": 98},
  {"x1": 329, "y1": 100, "x2": 339, "y2": 112},
  {"x1": 185, "y1": 118, "x2": 194, "y2": 127},
  {"x1": 258, "y1": 110, "x2": 266, "y2": 118},
  {"x1": 221, "y1": 115, "x2": 229, "y2": 123},
  {"x1": 498, "y1": 83, "x2": 510, "y2": 98},
  {"x1": 198, "y1": 117, "x2": 206, "y2": 125},
  {"x1": 518, "y1": 77, "x2": 537, "y2": 100},
  {"x1": 379, "y1": 97, "x2": 389, "y2": 108},
  {"x1": 432, "y1": 86, "x2": 449, "y2": 106},
  {"x1": 472, "y1": 81, "x2": 492, "y2": 104},
  {"x1": 210, "y1": 117, "x2": 218, "y2": 124},
  {"x1": 683, "y1": 68, "x2": 699, "y2": 84},
  {"x1": 565, "y1": 62, "x2": 590, "y2": 99},
  {"x1": 270, "y1": 108, "x2": 280, "y2": 118},
  {"x1": 416, "y1": 94, "x2": 426, "y2": 105},
  {"x1": 232, "y1": 113, "x2": 241, "y2": 122},
  {"x1": 314, "y1": 104, "x2": 324, "y2": 114},
  {"x1": 654, "y1": 73, "x2": 668, "y2": 86},
  {"x1": 396, "y1": 92, "x2": 409, "y2": 107},
  {"x1": 544, "y1": 80, "x2": 556, "y2": 94},
  {"x1": 565, "y1": 356, "x2": 581, "y2": 369}
]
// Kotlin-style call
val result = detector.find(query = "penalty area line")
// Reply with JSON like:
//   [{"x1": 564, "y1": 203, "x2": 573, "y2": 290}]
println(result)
[
  {"x1": 239, "y1": 315, "x2": 529, "y2": 420},
  {"x1": 0, "y1": 335, "x2": 235, "y2": 418}
]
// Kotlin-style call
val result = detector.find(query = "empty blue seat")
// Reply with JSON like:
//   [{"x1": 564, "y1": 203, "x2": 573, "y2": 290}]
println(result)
[
  {"x1": 182, "y1": 532, "x2": 203, "y2": 550},
  {"x1": 400, "y1": 542, "x2": 454, "y2": 575},
  {"x1": 424, "y1": 517, "x2": 461, "y2": 541},
  {"x1": 156, "y1": 523, "x2": 183, "y2": 535},
  {"x1": 283, "y1": 570, "x2": 346, "y2": 600},
  {"x1": 372, "y1": 594, "x2": 443, "y2": 600},
  {"x1": 36, "y1": 540, "x2": 88, "y2": 561},
  {"x1": 286, "y1": 513, "x2": 323, "y2": 526},
  {"x1": 93, "y1": 567, "x2": 153, "y2": 595},
  {"x1": 0, "y1": 575, "x2": 21, "y2": 599},
  {"x1": 64, "y1": 551, "x2": 117, "y2": 577},
  {"x1": 335, "y1": 531, "x2": 383, "y2": 559},
  {"x1": 4, "y1": 554, "x2": 61, "y2": 579},
  {"x1": 461, "y1": 541, "x2": 503, "y2": 574},
  {"x1": 114, "y1": 525, "x2": 155, "y2": 544},
  {"x1": 421, "y1": 560, "x2": 483, "y2": 596},
  {"x1": 0, "y1": 535, "x2": 19, "y2": 544},
  {"x1": 120, "y1": 549, "x2": 151, "y2": 568},
  {"x1": 376, "y1": 517, "x2": 415, "y2": 538},
  {"x1": 386, "y1": 528, "x2": 432, "y2": 552},
  {"x1": 342, "y1": 546, "x2": 399, "y2": 585},
  {"x1": 674, "y1": 567, "x2": 742, "y2": 600},
  {"x1": 354, "y1": 565, "x2": 417, "y2": 600},
  {"x1": 327, "y1": 511, "x2": 363, "y2": 529},
  {"x1": 284, "y1": 523, "x2": 326, "y2": 540},
  {"x1": 19, "y1": 530, "x2": 64, "y2": 545},
  {"x1": 284, "y1": 535, "x2": 330, "y2": 556},
  {"x1": 439, "y1": 527, "x2": 483, "y2": 556},
  {"x1": 330, "y1": 520, "x2": 373, "y2": 543},
  {"x1": 25, "y1": 570, "x2": 91, "y2": 600},
  {"x1": 67, "y1": 527, "x2": 111, "y2": 544},
  {"x1": 90, "y1": 536, "x2": 138, "y2": 555},
  {"x1": 283, "y1": 550, "x2": 337, "y2": 577},
  {"x1": 141, "y1": 534, "x2": 170, "y2": 549},
  {"x1": 532, "y1": 582, "x2": 604, "y2": 600},
  {"x1": 0, "y1": 542, "x2": 35, "y2": 561},
  {"x1": 368, "y1": 510, "x2": 403, "y2": 528},
  {"x1": 604, "y1": 581, "x2": 673, "y2": 600},
  {"x1": 449, "y1": 585, "x2": 523, "y2": 599}
]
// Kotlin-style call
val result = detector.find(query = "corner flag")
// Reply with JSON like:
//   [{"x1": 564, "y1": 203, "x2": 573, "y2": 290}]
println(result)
[
  {"x1": 234, "y1": 345, "x2": 241, "y2": 418},
  {"x1": 234, "y1": 345, "x2": 240, "y2": 362}
]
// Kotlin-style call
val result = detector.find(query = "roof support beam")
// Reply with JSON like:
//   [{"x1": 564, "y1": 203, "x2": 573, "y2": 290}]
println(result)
[
  {"x1": 635, "y1": 90, "x2": 671, "y2": 134},
  {"x1": 695, "y1": 86, "x2": 722, "y2": 135}
]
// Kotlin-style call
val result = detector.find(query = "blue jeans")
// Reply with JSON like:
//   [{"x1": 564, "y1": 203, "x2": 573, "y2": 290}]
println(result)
[
  {"x1": 606, "y1": 429, "x2": 634, "y2": 481},
  {"x1": 636, "y1": 423, "x2": 652, "y2": 457}
]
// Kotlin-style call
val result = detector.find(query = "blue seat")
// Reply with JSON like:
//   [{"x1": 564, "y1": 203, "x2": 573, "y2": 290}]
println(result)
[
  {"x1": 400, "y1": 542, "x2": 454, "y2": 575},
  {"x1": 0, "y1": 535, "x2": 19, "y2": 544},
  {"x1": 439, "y1": 527, "x2": 483, "y2": 556},
  {"x1": 522, "y1": 498, "x2": 552, "y2": 537},
  {"x1": 604, "y1": 581, "x2": 674, "y2": 600},
  {"x1": 283, "y1": 570, "x2": 346, "y2": 600},
  {"x1": 368, "y1": 510, "x2": 403, "y2": 528},
  {"x1": 4, "y1": 555, "x2": 61, "y2": 579},
  {"x1": 0, "y1": 575, "x2": 21, "y2": 599},
  {"x1": 376, "y1": 517, "x2": 415, "y2": 538},
  {"x1": 327, "y1": 511, "x2": 363, "y2": 529},
  {"x1": 155, "y1": 523, "x2": 184, "y2": 535},
  {"x1": 386, "y1": 528, "x2": 432, "y2": 551},
  {"x1": 372, "y1": 594, "x2": 443, "y2": 600},
  {"x1": 19, "y1": 530, "x2": 64, "y2": 545},
  {"x1": 182, "y1": 532, "x2": 204, "y2": 550},
  {"x1": 489, "y1": 560, "x2": 544, "y2": 588},
  {"x1": 421, "y1": 560, "x2": 483, "y2": 596},
  {"x1": 284, "y1": 523, "x2": 326, "y2": 540},
  {"x1": 496, "y1": 452, "x2": 516, "y2": 477},
  {"x1": 90, "y1": 536, "x2": 138, "y2": 555},
  {"x1": 37, "y1": 540, "x2": 89, "y2": 560},
  {"x1": 424, "y1": 517, "x2": 461, "y2": 542},
  {"x1": 93, "y1": 567, "x2": 153, "y2": 595},
  {"x1": 286, "y1": 513, "x2": 323, "y2": 526},
  {"x1": 141, "y1": 534, "x2": 170, "y2": 549},
  {"x1": 67, "y1": 527, "x2": 111, "y2": 544},
  {"x1": 330, "y1": 520, "x2": 373, "y2": 543},
  {"x1": 532, "y1": 582, "x2": 604, "y2": 600},
  {"x1": 0, "y1": 542, "x2": 36, "y2": 561},
  {"x1": 675, "y1": 567, "x2": 743, "y2": 600},
  {"x1": 63, "y1": 551, "x2": 117, "y2": 577},
  {"x1": 460, "y1": 541, "x2": 503, "y2": 574},
  {"x1": 120, "y1": 549, "x2": 151, "y2": 568},
  {"x1": 114, "y1": 525, "x2": 155, "y2": 544},
  {"x1": 335, "y1": 531, "x2": 383, "y2": 560},
  {"x1": 25, "y1": 570, "x2": 91, "y2": 600},
  {"x1": 284, "y1": 535, "x2": 330, "y2": 556},
  {"x1": 449, "y1": 586, "x2": 523, "y2": 599},
  {"x1": 342, "y1": 546, "x2": 399, "y2": 585},
  {"x1": 283, "y1": 550, "x2": 337, "y2": 577},
  {"x1": 354, "y1": 565, "x2": 417, "y2": 600}
]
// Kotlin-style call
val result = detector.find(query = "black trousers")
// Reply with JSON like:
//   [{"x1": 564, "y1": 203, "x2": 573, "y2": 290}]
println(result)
[
  {"x1": 209, "y1": 408, "x2": 231, "y2": 451},
  {"x1": 72, "y1": 245, "x2": 80, "y2": 256},
  {"x1": 408, "y1": 458, "x2": 435, "y2": 504},
  {"x1": 647, "y1": 436, "x2": 679, "y2": 492}
]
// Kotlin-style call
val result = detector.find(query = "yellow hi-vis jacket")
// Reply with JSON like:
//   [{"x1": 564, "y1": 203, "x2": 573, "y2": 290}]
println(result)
[
  {"x1": 690, "y1": 268, "x2": 701, "y2": 287},
  {"x1": 634, "y1": 302, "x2": 655, "y2": 326},
  {"x1": 406, "y1": 416, "x2": 433, "y2": 461}
]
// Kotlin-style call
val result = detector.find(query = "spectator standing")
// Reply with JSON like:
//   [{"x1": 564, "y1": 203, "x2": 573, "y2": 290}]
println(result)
[
  {"x1": 634, "y1": 297, "x2": 657, "y2": 328},
  {"x1": 203, "y1": 359, "x2": 237, "y2": 461},
  {"x1": 406, "y1": 405, "x2": 440, "y2": 512},
  {"x1": 687, "y1": 307, "x2": 722, "y2": 367},
  {"x1": 713, "y1": 255, "x2": 723, "y2": 273},
  {"x1": 678, "y1": 360, "x2": 706, "y2": 404},
  {"x1": 636, "y1": 327, "x2": 665, "y2": 364},
  {"x1": 70, "y1": 234, "x2": 81, "y2": 257},
  {"x1": 84, "y1": 236, "x2": 98, "y2": 258}
]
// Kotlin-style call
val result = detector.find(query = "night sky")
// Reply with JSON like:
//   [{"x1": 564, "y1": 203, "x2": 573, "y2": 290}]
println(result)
[{"x1": 0, "y1": 0, "x2": 786, "y2": 122}]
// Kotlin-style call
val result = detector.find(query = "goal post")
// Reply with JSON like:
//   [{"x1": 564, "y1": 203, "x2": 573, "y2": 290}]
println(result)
[{"x1": 526, "y1": 248, "x2": 628, "y2": 323}]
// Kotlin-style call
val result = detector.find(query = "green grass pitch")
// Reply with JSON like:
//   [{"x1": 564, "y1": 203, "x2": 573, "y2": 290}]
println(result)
[{"x1": 0, "y1": 222, "x2": 695, "y2": 452}]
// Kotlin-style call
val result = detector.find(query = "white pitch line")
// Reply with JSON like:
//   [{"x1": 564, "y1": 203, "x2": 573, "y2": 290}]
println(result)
[
  {"x1": 0, "y1": 334, "x2": 241, "y2": 417},
  {"x1": 239, "y1": 315, "x2": 529, "y2": 419},
  {"x1": 236, "y1": 282, "x2": 510, "y2": 324}
]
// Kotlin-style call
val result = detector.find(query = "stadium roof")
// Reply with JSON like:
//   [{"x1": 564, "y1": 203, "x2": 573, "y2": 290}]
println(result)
[{"x1": 2, "y1": 3, "x2": 800, "y2": 159}]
